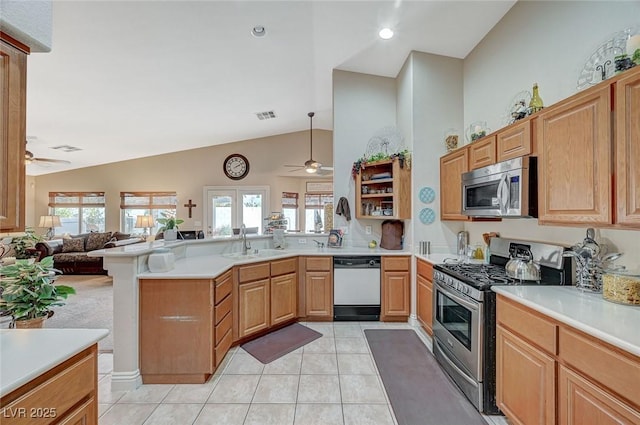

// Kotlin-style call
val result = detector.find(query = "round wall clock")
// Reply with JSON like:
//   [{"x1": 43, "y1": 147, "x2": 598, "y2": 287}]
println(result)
[{"x1": 223, "y1": 154, "x2": 249, "y2": 180}]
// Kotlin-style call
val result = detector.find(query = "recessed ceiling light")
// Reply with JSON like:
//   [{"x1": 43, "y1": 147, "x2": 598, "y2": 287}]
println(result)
[
  {"x1": 251, "y1": 26, "x2": 266, "y2": 38},
  {"x1": 379, "y1": 28, "x2": 394, "y2": 40}
]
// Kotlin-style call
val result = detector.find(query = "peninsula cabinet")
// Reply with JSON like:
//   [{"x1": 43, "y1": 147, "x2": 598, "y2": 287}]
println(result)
[
  {"x1": 381, "y1": 256, "x2": 410, "y2": 322},
  {"x1": 237, "y1": 262, "x2": 271, "y2": 339},
  {"x1": 302, "y1": 256, "x2": 333, "y2": 320},
  {"x1": 140, "y1": 276, "x2": 233, "y2": 384},
  {"x1": 496, "y1": 295, "x2": 640, "y2": 425},
  {"x1": 615, "y1": 68, "x2": 640, "y2": 226},
  {"x1": 537, "y1": 85, "x2": 612, "y2": 226},
  {"x1": 270, "y1": 258, "x2": 297, "y2": 326},
  {"x1": 0, "y1": 40, "x2": 27, "y2": 232},
  {"x1": 440, "y1": 148, "x2": 469, "y2": 221},
  {"x1": 416, "y1": 259, "x2": 433, "y2": 336},
  {"x1": 355, "y1": 158, "x2": 411, "y2": 220}
]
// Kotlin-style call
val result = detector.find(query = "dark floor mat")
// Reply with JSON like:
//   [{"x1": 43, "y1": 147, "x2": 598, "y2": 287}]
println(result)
[
  {"x1": 241, "y1": 323, "x2": 322, "y2": 364},
  {"x1": 365, "y1": 329, "x2": 487, "y2": 425}
]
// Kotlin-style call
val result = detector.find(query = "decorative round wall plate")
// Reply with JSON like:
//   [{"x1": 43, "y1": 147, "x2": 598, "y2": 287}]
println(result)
[
  {"x1": 418, "y1": 187, "x2": 436, "y2": 204},
  {"x1": 419, "y1": 208, "x2": 436, "y2": 225}
]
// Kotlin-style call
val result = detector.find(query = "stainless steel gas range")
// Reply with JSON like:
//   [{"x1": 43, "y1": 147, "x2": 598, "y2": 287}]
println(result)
[{"x1": 432, "y1": 237, "x2": 572, "y2": 415}]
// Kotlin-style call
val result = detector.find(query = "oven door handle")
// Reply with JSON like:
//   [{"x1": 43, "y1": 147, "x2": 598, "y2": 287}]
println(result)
[
  {"x1": 497, "y1": 174, "x2": 510, "y2": 215},
  {"x1": 435, "y1": 281, "x2": 479, "y2": 312}
]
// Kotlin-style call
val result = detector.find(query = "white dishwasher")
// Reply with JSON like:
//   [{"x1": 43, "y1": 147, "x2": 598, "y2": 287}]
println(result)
[{"x1": 333, "y1": 256, "x2": 381, "y2": 321}]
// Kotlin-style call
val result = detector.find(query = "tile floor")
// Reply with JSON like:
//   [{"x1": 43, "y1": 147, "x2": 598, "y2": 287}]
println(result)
[{"x1": 97, "y1": 322, "x2": 509, "y2": 425}]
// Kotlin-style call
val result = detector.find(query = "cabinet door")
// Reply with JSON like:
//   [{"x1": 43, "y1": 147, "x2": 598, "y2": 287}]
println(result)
[
  {"x1": 559, "y1": 365, "x2": 640, "y2": 425},
  {"x1": 381, "y1": 271, "x2": 410, "y2": 320},
  {"x1": 469, "y1": 136, "x2": 496, "y2": 170},
  {"x1": 57, "y1": 397, "x2": 96, "y2": 425},
  {"x1": 238, "y1": 278, "x2": 270, "y2": 338},
  {"x1": 271, "y1": 272, "x2": 297, "y2": 325},
  {"x1": 440, "y1": 148, "x2": 469, "y2": 221},
  {"x1": 615, "y1": 68, "x2": 640, "y2": 226},
  {"x1": 0, "y1": 41, "x2": 26, "y2": 232},
  {"x1": 537, "y1": 86, "x2": 612, "y2": 225},
  {"x1": 497, "y1": 326, "x2": 556, "y2": 425},
  {"x1": 305, "y1": 271, "x2": 332, "y2": 318},
  {"x1": 497, "y1": 120, "x2": 532, "y2": 162},
  {"x1": 140, "y1": 279, "x2": 214, "y2": 375},
  {"x1": 416, "y1": 274, "x2": 433, "y2": 335}
]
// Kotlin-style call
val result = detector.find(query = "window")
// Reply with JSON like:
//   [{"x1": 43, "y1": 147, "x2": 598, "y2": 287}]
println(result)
[
  {"x1": 282, "y1": 192, "x2": 298, "y2": 231},
  {"x1": 204, "y1": 186, "x2": 269, "y2": 236},
  {"x1": 120, "y1": 192, "x2": 177, "y2": 234},
  {"x1": 49, "y1": 192, "x2": 106, "y2": 235},
  {"x1": 305, "y1": 193, "x2": 333, "y2": 233}
]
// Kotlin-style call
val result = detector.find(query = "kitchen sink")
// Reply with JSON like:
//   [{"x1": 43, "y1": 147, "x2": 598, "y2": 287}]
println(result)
[{"x1": 222, "y1": 249, "x2": 287, "y2": 260}]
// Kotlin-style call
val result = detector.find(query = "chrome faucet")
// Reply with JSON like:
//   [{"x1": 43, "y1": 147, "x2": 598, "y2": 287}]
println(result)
[{"x1": 241, "y1": 224, "x2": 251, "y2": 255}]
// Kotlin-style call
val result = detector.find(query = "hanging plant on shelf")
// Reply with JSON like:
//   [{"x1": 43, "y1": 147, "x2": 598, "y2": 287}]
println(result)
[{"x1": 351, "y1": 149, "x2": 411, "y2": 180}]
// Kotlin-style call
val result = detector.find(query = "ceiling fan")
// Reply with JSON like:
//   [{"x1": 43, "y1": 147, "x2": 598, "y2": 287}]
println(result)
[
  {"x1": 285, "y1": 112, "x2": 333, "y2": 175},
  {"x1": 25, "y1": 141, "x2": 71, "y2": 166}
]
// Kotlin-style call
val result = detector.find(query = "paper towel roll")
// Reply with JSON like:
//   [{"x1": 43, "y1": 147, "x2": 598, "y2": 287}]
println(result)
[{"x1": 627, "y1": 34, "x2": 640, "y2": 57}]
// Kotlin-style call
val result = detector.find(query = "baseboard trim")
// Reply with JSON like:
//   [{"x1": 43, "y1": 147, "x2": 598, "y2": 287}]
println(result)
[{"x1": 111, "y1": 370, "x2": 143, "y2": 392}]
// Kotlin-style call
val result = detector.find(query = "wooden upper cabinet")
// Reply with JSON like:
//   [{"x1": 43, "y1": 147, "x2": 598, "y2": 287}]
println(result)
[
  {"x1": 440, "y1": 148, "x2": 469, "y2": 221},
  {"x1": 537, "y1": 85, "x2": 612, "y2": 225},
  {"x1": 615, "y1": 68, "x2": 640, "y2": 227},
  {"x1": 469, "y1": 136, "x2": 497, "y2": 170},
  {"x1": 0, "y1": 41, "x2": 27, "y2": 232},
  {"x1": 497, "y1": 120, "x2": 532, "y2": 162},
  {"x1": 355, "y1": 159, "x2": 411, "y2": 220}
]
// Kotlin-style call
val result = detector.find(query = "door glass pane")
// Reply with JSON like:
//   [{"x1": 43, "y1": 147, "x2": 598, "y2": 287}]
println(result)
[
  {"x1": 212, "y1": 196, "x2": 232, "y2": 236},
  {"x1": 242, "y1": 193, "x2": 263, "y2": 234}
]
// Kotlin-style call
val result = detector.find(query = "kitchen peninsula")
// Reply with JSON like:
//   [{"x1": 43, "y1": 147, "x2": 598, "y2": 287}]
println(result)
[{"x1": 91, "y1": 237, "x2": 412, "y2": 391}]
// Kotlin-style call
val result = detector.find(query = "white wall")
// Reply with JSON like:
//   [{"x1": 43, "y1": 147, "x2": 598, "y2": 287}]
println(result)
[
  {"x1": 464, "y1": 1, "x2": 640, "y2": 268},
  {"x1": 332, "y1": 70, "x2": 397, "y2": 247},
  {"x1": 0, "y1": 0, "x2": 52, "y2": 52}
]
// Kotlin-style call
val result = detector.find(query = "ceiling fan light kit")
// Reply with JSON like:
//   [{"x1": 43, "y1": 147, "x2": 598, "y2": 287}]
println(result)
[{"x1": 284, "y1": 112, "x2": 333, "y2": 175}]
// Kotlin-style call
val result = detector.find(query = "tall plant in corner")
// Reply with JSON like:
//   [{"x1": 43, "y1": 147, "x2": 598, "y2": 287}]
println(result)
[{"x1": 0, "y1": 256, "x2": 75, "y2": 327}]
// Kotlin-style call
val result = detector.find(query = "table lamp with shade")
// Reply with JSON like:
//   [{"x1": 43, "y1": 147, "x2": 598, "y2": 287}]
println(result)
[
  {"x1": 135, "y1": 215, "x2": 155, "y2": 239},
  {"x1": 39, "y1": 215, "x2": 62, "y2": 240}
]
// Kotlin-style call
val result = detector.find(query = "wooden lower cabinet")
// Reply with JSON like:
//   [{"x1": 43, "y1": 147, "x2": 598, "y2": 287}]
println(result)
[
  {"x1": 305, "y1": 271, "x2": 332, "y2": 319},
  {"x1": 381, "y1": 256, "x2": 410, "y2": 321},
  {"x1": 497, "y1": 325, "x2": 556, "y2": 425},
  {"x1": 238, "y1": 278, "x2": 270, "y2": 338},
  {"x1": 558, "y1": 365, "x2": 640, "y2": 425},
  {"x1": 0, "y1": 346, "x2": 98, "y2": 425},
  {"x1": 271, "y1": 272, "x2": 297, "y2": 325},
  {"x1": 416, "y1": 259, "x2": 433, "y2": 335}
]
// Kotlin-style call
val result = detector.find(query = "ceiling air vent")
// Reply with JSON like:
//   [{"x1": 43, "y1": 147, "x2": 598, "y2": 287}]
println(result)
[
  {"x1": 50, "y1": 145, "x2": 83, "y2": 152},
  {"x1": 255, "y1": 111, "x2": 277, "y2": 120}
]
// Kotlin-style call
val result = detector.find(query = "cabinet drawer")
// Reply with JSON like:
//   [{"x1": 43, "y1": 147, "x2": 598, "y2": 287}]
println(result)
[
  {"x1": 559, "y1": 326, "x2": 640, "y2": 408},
  {"x1": 56, "y1": 397, "x2": 96, "y2": 425},
  {"x1": 382, "y1": 256, "x2": 410, "y2": 271},
  {"x1": 215, "y1": 311, "x2": 232, "y2": 346},
  {"x1": 215, "y1": 326, "x2": 233, "y2": 367},
  {"x1": 271, "y1": 257, "x2": 296, "y2": 277},
  {"x1": 469, "y1": 136, "x2": 497, "y2": 170},
  {"x1": 215, "y1": 293, "x2": 232, "y2": 325},
  {"x1": 215, "y1": 270, "x2": 232, "y2": 304},
  {"x1": 2, "y1": 348, "x2": 96, "y2": 425},
  {"x1": 238, "y1": 262, "x2": 270, "y2": 283},
  {"x1": 416, "y1": 259, "x2": 433, "y2": 280},
  {"x1": 496, "y1": 295, "x2": 557, "y2": 355},
  {"x1": 305, "y1": 257, "x2": 331, "y2": 271}
]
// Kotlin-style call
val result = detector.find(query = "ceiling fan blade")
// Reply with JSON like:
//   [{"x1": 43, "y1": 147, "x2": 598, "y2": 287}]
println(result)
[
  {"x1": 320, "y1": 166, "x2": 334, "y2": 171},
  {"x1": 34, "y1": 158, "x2": 71, "y2": 164},
  {"x1": 288, "y1": 168, "x2": 304, "y2": 172},
  {"x1": 284, "y1": 164, "x2": 304, "y2": 168}
]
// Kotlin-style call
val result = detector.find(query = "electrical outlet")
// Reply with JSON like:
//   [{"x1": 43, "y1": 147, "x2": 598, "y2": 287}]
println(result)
[
  {"x1": 365, "y1": 225, "x2": 372, "y2": 235},
  {"x1": 298, "y1": 238, "x2": 307, "y2": 244}
]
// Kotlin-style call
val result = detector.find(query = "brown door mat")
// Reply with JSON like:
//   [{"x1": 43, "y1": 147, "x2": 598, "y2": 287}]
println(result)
[
  {"x1": 241, "y1": 323, "x2": 322, "y2": 364},
  {"x1": 365, "y1": 329, "x2": 487, "y2": 425}
]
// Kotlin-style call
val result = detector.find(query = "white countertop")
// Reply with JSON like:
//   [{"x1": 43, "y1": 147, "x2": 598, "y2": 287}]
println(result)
[
  {"x1": 1, "y1": 328, "x2": 109, "y2": 396},
  {"x1": 137, "y1": 246, "x2": 413, "y2": 279},
  {"x1": 492, "y1": 286, "x2": 640, "y2": 357}
]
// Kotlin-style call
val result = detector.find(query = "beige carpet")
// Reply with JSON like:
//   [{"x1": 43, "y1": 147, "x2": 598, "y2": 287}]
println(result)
[{"x1": 45, "y1": 275, "x2": 113, "y2": 352}]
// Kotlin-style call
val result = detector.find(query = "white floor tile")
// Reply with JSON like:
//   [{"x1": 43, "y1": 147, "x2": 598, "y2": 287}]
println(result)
[
  {"x1": 297, "y1": 375, "x2": 341, "y2": 403},
  {"x1": 243, "y1": 403, "x2": 296, "y2": 425},
  {"x1": 141, "y1": 403, "x2": 203, "y2": 425},
  {"x1": 194, "y1": 404, "x2": 250, "y2": 425},
  {"x1": 117, "y1": 384, "x2": 174, "y2": 403},
  {"x1": 302, "y1": 322, "x2": 335, "y2": 337},
  {"x1": 98, "y1": 375, "x2": 126, "y2": 404},
  {"x1": 294, "y1": 403, "x2": 344, "y2": 425},
  {"x1": 343, "y1": 404, "x2": 395, "y2": 425},
  {"x1": 98, "y1": 403, "x2": 111, "y2": 418},
  {"x1": 302, "y1": 336, "x2": 336, "y2": 354},
  {"x1": 252, "y1": 375, "x2": 300, "y2": 403},
  {"x1": 163, "y1": 380, "x2": 218, "y2": 403},
  {"x1": 98, "y1": 403, "x2": 157, "y2": 425},
  {"x1": 340, "y1": 375, "x2": 387, "y2": 404},
  {"x1": 301, "y1": 353, "x2": 338, "y2": 374},
  {"x1": 337, "y1": 354, "x2": 377, "y2": 375},
  {"x1": 223, "y1": 353, "x2": 265, "y2": 375},
  {"x1": 207, "y1": 375, "x2": 260, "y2": 404},
  {"x1": 336, "y1": 337, "x2": 369, "y2": 354},
  {"x1": 334, "y1": 324, "x2": 363, "y2": 338},
  {"x1": 98, "y1": 353, "x2": 113, "y2": 374},
  {"x1": 263, "y1": 352, "x2": 302, "y2": 374}
]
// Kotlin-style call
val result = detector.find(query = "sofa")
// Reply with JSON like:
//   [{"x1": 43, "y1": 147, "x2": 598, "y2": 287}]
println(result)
[{"x1": 34, "y1": 231, "x2": 143, "y2": 275}]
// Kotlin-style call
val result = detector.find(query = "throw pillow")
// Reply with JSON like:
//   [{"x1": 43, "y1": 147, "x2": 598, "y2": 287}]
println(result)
[
  {"x1": 62, "y1": 238, "x2": 85, "y2": 253},
  {"x1": 85, "y1": 232, "x2": 112, "y2": 251},
  {"x1": 113, "y1": 232, "x2": 131, "y2": 241}
]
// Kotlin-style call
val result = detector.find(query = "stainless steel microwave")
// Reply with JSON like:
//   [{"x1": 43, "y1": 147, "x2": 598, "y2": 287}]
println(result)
[{"x1": 461, "y1": 156, "x2": 537, "y2": 218}]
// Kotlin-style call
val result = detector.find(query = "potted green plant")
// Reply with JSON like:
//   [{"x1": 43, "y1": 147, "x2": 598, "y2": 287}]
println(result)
[
  {"x1": 157, "y1": 212, "x2": 184, "y2": 241},
  {"x1": 0, "y1": 256, "x2": 75, "y2": 328},
  {"x1": 9, "y1": 228, "x2": 43, "y2": 259}
]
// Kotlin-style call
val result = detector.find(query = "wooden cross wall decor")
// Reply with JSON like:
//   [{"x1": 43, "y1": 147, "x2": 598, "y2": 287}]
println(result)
[{"x1": 184, "y1": 199, "x2": 197, "y2": 218}]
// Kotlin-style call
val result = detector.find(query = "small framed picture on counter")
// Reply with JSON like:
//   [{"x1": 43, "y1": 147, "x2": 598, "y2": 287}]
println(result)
[{"x1": 327, "y1": 229, "x2": 344, "y2": 248}]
